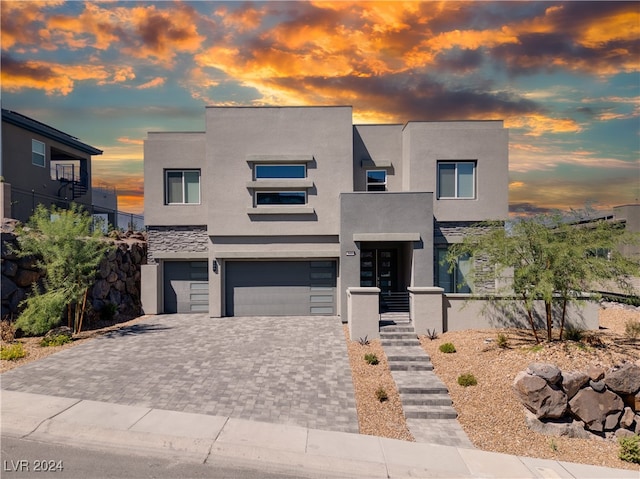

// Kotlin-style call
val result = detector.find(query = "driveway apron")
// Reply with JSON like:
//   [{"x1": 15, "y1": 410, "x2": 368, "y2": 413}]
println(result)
[{"x1": 1, "y1": 315, "x2": 359, "y2": 434}]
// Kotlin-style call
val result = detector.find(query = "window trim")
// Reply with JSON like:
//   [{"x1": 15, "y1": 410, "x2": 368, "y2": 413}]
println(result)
[
  {"x1": 366, "y1": 169, "x2": 387, "y2": 192},
  {"x1": 437, "y1": 161, "x2": 476, "y2": 199},
  {"x1": 165, "y1": 169, "x2": 201, "y2": 205},
  {"x1": 254, "y1": 190, "x2": 307, "y2": 207},
  {"x1": 32, "y1": 139, "x2": 46, "y2": 168}
]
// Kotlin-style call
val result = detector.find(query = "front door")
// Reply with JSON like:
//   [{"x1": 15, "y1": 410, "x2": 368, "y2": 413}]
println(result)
[{"x1": 360, "y1": 249, "x2": 398, "y2": 292}]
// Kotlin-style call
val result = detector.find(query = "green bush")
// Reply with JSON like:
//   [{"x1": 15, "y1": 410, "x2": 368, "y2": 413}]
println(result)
[
  {"x1": 1, "y1": 343, "x2": 26, "y2": 361},
  {"x1": 15, "y1": 289, "x2": 66, "y2": 336},
  {"x1": 457, "y1": 373, "x2": 477, "y2": 387},
  {"x1": 618, "y1": 435, "x2": 640, "y2": 464},
  {"x1": 496, "y1": 333, "x2": 509, "y2": 349},
  {"x1": 375, "y1": 387, "x2": 388, "y2": 402},
  {"x1": 364, "y1": 353, "x2": 379, "y2": 365},
  {"x1": 625, "y1": 319, "x2": 640, "y2": 340},
  {"x1": 439, "y1": 342, "x2": 456, "y2": 353},
  {"x1": 40, "y1": 335, "x2": 72, "y2": 347},
  {"x1": 563, "y1": 326, "x2": 584, "y2": 342}
]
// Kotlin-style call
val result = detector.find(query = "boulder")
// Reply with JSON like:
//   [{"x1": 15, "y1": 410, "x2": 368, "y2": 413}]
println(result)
[
  {"x1": 561, "y1": 371, "x2": 589, "y2": 399},
  {"x1": 44, "y1": 326, "x2": 73, "y2": 339},
  {"x1": 524, "y1": 410, "x2": 592, "y2": 439},
  {"x1": 14, "y1": 269, "x2": 40, "y2": 287},
  {"x1": 527, "y1": 363, "x2": 562, "y2": 385},
  {"x1": 2, "y1": 260, "x2": 18, "y2": 277},
  {"x1": 586, "y1": 365, "x2": 605, "y2": 382},
  {"x1": 513, "y1": 371, "x2": 567, "y2": 419},
  {"x1": 616, "y1": 428, "x2": 636, "y2": 439},
  {"x1": 605, "y1": 363, "x2": 640, "y2": 395},
  {"x1": 620, "y1": 407, "x2": 636, "y2": 429},
  {"x1": 569, "y1": 387, "x2": 624, "y2": 432},
  {"x1": 1, "y1": 276, "x2": 18, "y2": 300},
  {"x1": 92, "y1": 279, "x2": 110, "y2": 300},
  {"x1": 106, "y1": 271, "x2": 118, "y2": 283},
  {"x1": 590, "y1": 379, "x2": 606, "y2": 393},
  {"x1": 604, "y1": 411, "x2": 622, "y2": 431}
]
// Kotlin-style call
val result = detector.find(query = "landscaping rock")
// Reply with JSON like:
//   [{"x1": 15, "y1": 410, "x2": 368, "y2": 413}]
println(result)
[
  {"x1": 561, "y1": 371, "x2": 589, "y2": 399},
  {"x1": 590, "y1": 379, "x2": 606, "y2": 392},
  {"x1": 524, "y1": 410, "x2": 592, "y2": 439},
  {"x1": 513, "y1": 371, "x2": 567, "y2": 419},
  {"x1": 605, "y1": 363, "x2": 640, "y2": 395},
  {"x1": 569, "y1": 387, "x2": 624, "y2": 432},
  {"x1": 527, "y1": 362, "x2": 562, "y2": 385},
  {"x1": 615, "y1": 428, "x2": 636, "y2": 439},
  {"x1": 604, "y1": 411, "x2": 622, "y2": 430},
  {"x1": 586, "y1": 365, "x2": 605, "y2": 382},
  {"x1": 620, "y1": 407, "x2": 635, "y2": 429},
  {"x1": 44, "y1": 326, "x2": 73, "y2": 339}
]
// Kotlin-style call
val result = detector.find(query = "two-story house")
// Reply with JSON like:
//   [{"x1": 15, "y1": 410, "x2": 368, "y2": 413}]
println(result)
[
  {"x1": 141, "y1": 106, "x2": 508, "y2": 320},
  {"x1": 1, "y1": 109, "x2": 102, "y2": 222}
]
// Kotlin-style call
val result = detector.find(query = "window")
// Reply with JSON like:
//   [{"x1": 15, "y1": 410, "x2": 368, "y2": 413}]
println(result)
[
  {"x1": 255, "y1": 191, "x2": 306, "y2": 205},
  {"x1": 165, "y1": 170, "x2": 200, "y2": 204},
  {"x1": 366, "y1": 170, "x2": 386, "y2": 192},
  {"x1": 436, "y1": 247, "x2": 472, "y2": 293},
  {"x1": 438, "y1": 161, "x2": 475, "y2": 198},
  {"x1": 255, "y1": 164, "x2": 306, "y2": 179},
  {"x1": 32, "y1": 139, "x2": 45, "y2": 167}
]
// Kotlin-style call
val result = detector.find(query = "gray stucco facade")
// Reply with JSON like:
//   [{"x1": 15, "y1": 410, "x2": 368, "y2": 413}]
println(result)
[{"x1": 142, "y1": 106, "x2": 508, "y2": 318}]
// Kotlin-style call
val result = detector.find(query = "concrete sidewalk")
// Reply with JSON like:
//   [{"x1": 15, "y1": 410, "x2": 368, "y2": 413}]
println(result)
[{"x1": 2, "y1": 390, "x2": 636, "y2": 479}]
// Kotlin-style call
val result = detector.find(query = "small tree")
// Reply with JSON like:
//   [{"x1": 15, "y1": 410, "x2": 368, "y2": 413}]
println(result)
[
  {"x1": 15, "y1": 204, "x2": 113, "y2": 335},
  {"x1": 447, "y1": 209, "x2": 639, "y2": 342}
]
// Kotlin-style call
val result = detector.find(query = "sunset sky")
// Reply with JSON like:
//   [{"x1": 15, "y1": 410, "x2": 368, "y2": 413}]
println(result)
[{"x1": 2, "y1": 1, "x2": 638, "y2": 216}]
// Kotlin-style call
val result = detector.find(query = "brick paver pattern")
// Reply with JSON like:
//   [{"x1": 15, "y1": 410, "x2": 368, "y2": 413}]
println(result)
[{"x1": 1, "y1": 315, "x2": 359, "y2": 433}]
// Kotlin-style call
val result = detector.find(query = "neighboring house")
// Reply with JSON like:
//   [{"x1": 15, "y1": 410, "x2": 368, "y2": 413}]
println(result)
[
  {"x1": 91, "y1": 183, "x2": 119, "y2": 231},
  {"x1": 142, "y1": 106, "x2": 508, "y2": 318},
  {"x1": 1, "y1": 109, "x2": 102, "y2": 222}
]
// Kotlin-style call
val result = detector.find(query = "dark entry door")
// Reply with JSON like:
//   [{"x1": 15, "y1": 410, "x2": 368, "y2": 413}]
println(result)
[{"x1": 360, "y1": 249, "x2": 398, "y2": 292}]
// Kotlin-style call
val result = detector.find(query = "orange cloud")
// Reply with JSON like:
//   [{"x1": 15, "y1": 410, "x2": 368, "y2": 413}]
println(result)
[
  {"x1": 506, "y1": 114, "x2": 582, "y2": 137},
  {"x1": 137, "y1": 77, "x2": 165, "y2": 90}
]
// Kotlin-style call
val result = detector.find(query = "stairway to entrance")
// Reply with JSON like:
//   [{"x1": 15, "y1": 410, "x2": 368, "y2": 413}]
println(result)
[{"x1": 379, "y1": 318, "x2": 474, "y2": 448}]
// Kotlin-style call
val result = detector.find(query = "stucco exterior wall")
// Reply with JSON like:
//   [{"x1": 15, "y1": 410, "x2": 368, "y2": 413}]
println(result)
[
  {"x1": 402, "y1": 121, "x2": 508, "y2": 222},
  {"x1": 353, "y1": 124, "x2": 403, "y2": 192},
  {"x1": 340, "y1": 191, "x2": 434, "y2": 319},
  {"x1": 143, "y1": 132, "x2": 206, "y2": 226},
  {"x1": 205, "y1": 106, "x2": 353, "y2": 237}
]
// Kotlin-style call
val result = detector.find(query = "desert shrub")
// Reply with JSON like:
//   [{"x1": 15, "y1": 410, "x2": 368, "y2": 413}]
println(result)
[
  {"x1": 563, "y1": 326, "x2": 584, "y2": 342},
  {"x1": 15, "y1": 289, "x2": 67, "y2": 336},
  {"x1": 375, "y1": 387, "x2": 388, "y2": 402},
  {"x1": 40, "y1": 335, "x2": 72, "y2": 347},
  {"x1": 625, "y1": 319, "x2": 640, "y2": 340},
  {"x1": 527, "y1": 344, "x2": 544, "y2": 353},
  {"x1": 439, "y1": 342, "x2": 456, "y2": 353},
  {"x1": 364, "y1": 353, "x2": 379, "y2": 365},
  {"x1": 1, "y1": 342, "x2": 26, "y2": 361},
  {"x1": 618, "y1": 435, "x2": 640, "y2": 464},
  {"x1": 425, "y1": 329, "x2": 438, "y2": 340},
  {"x1": 496, "y1": 333, "x2": 509, "y2": 349},
  {"x1": 358, "y1": 336, "x2": 369, "y2": 346},
  {"x1": 457, "y1": 373, "x2": 477, "y2": 387}
]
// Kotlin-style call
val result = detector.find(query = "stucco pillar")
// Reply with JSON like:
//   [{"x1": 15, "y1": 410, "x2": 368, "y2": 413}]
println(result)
[
  {"x1": 409, "y1": 286, "x2": 444, "y2": 335},
  {"x1": 1, "y1": 182, "x2": 11, "y2": 220},
  {"x1": 141, "y1": 264, "x2": 161, "y2": 315},
  {"x1": 347, "y1": 287, "x2": 380, "y2": 341}
]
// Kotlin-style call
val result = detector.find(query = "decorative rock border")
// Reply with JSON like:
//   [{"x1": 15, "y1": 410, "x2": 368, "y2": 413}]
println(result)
[{"x1": 513, "y1": 362, "x2": 640, "y2": 440}]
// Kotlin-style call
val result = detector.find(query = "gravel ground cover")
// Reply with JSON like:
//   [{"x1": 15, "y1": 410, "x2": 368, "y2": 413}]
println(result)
[{"x1": 419, "y1": 304, "x2": 640, "y2": 471}]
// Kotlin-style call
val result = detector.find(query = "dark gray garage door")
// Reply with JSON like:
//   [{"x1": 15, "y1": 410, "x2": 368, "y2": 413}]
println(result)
[
  {"x1": 164, "y1": 261, "x2": 209, "y2": 313},
  {"x1": 225, "y1": 261, "x2": 336, "y2": 316}
]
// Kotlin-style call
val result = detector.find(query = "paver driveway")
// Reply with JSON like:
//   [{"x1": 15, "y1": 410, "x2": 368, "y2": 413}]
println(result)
[{"x1": 1, "y1": 315, "x2": 359, "y2": 433}]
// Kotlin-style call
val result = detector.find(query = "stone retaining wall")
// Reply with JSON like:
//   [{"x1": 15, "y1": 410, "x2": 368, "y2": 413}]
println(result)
[
  {"x1": 513, "y1": 362, "x2": 640, "y2": 440},
  {"x1": 1, "y1": 220, "x2": 147, "y2": 328}
]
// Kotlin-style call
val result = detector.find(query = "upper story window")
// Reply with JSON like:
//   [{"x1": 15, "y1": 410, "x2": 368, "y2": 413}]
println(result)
[
  {"x1": 255, "y1": 191, "x2": 306, "y2": 205},
  {"x1": 437, "y1": 161, "x2": 475, "y2": 199},
  {"x1": 165, "y1": 169, "x2": 200, "y2": 204},
  {"x1": 32, "y1": 139, "x2": 45, "y2": 167},
  {"x1": 366, "y1": 170, "x2": 386, "y2": 192},
  {"x1": 255, "y1": 164, "x2": 306, "y2": 179}
]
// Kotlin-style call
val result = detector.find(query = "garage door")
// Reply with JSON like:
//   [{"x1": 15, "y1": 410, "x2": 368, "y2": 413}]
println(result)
[
  {"x1": 164, "y1": 261, "x2": 209, "y2": 313},
  {"x1": 225, "y1": 261, "x2": 336, "y2": 316}
]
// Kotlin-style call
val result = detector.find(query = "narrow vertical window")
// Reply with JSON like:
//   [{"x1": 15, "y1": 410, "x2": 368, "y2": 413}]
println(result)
[{"x1": 32, "y1": 139, "x2": 45, "y2": 167}]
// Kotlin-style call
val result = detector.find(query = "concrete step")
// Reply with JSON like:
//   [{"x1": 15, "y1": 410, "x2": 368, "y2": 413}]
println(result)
[
  {"x1": 389, "y1": 362, "x2": 433, "y2": 371},
  {"x1": 403, "y1": 405, "x2": 458, "y2": 420},
  {"x1": 381, "y1": 339, "x2": 421, "y2": 347},
  {"x1": 380, "y1": 332, "x2": 417, "y2": 340},
  {"x1": 398, "y1": 384, "x2": 449, "y2": 395},
  {"x1": 400, "y1": 394, "x2": 452, "y2": 406},
  {"x1": 385, "y1": 354, "x2": 432, "y2": 363},
  {"x1": 379, "y1": 325, "x2": 415, "y2": 333}
]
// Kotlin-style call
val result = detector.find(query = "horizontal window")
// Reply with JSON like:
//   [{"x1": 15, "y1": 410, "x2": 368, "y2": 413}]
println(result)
[
  {"x1": 165, "y1": 170, "x2": 200, "y2": 205},
  {"x1": 255, "y1": 191, "x2": 306, "y2": 205},
  {"x1": 255, "y1": 164, "x2": 306, "y2": 179},
  {"x1": 366, "y1": 170, "x2": 386, "y2": 192},
  {"x1": 438, "y1": 162, "x2": 475, "y2": 199},
  {"x1": 32, "y1": 139, "x2": 45, "y2": 167}
]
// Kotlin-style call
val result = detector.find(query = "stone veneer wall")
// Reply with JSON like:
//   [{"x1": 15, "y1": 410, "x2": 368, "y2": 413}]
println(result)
[
  {"x1": 146, "y1": 225, "x2": 209, "y2": 264},
  {"x1": 434, "y1": 221, "x2": 497, "y2": 294}
]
